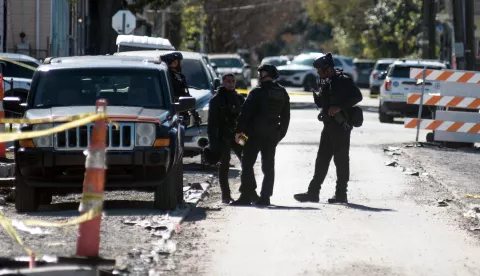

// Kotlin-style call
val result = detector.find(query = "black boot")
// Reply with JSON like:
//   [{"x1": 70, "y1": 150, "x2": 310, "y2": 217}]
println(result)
[
  {"x1": 327, "y1": 194, "x2": 348, "y2": 204},
  {"x1": 222, "y1": 194, "x2": 234, "y2": 204},
  {"x1": 294, "y1": 192, "x2": 320, "y2": 203},
  {"x1": 255, "y1": 196, "x2": 270, "y2": 206},
  {"x1": 250, "y1": 191, "x2": 260, "y2": 203},
  {"x1": 231, "y1": 193, "x2": 252, "y2": 206}
]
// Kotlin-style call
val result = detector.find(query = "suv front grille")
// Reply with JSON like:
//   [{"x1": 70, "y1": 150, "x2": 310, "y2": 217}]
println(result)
[{"x1": 54, "y1": 122, "x2": 135, "y2": 151}]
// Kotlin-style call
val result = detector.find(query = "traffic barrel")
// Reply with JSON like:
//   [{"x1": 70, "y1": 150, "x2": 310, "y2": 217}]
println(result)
[{"x1": 76, "y1": 99, "x2": 108, "y2": 257}]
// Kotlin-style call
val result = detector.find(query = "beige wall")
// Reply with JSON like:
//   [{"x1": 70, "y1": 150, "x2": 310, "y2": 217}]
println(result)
[{"x1": 6, "y1": 0, "x2": 51, "y2": 58}]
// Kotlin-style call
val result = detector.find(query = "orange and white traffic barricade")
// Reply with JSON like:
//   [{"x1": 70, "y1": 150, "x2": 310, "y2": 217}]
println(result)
[{"x1": 405, "y1": 68, "x2": 480, "y2": 144}]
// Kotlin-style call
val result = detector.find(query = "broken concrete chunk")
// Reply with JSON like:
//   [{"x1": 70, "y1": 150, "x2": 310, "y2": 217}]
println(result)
[
  {"x1": 404, "y1": 169, "x2": 420, "y2": 176},
  {"x1": 189, "y1": 182, "x2": 204, "y2": 190},
  {"x1": 385, "y1": 161, "x2": 399, "y2": 167},
  {"x1": 437, "y1": 200, "x2": 449, "y2": 207},
  {"x1": 0, "y1": 196, "x2": 6, "y2": 206}
]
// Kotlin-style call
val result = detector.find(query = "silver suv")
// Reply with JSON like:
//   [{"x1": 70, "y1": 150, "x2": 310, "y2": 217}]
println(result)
[{"x1": 208, "y1": 54, "x2": 251, "y2": 89}]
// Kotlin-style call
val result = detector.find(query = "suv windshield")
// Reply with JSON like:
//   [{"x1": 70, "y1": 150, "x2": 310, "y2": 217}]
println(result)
[
  {"x1": 291, "y1": 56, "x2": 316, "y2": 66},
  {"x1": 2, "y1": 60, "x2": 39, "y2": 79},
  {"x1": 376, "y1": 63, "x2": 392, "y2": 71},
  {"x1": 355, "y1": 62, "x2": 376, "y2": 70},
  {"x1": 389, "y1": 65, "x2": 445, "y2": 78},
  {"x1": 209, "y1": 58, "x2": 243, "y2": 68},
  {"x1": 181, "y1": 59, "x2": 211, "y2": 90},
  {"x1": 33, "y1": 68, "x2": 166, "y2": 108}
]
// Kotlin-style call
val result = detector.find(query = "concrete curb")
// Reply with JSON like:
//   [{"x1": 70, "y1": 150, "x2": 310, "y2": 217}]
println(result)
[{"x1": 0, "y1": 265, "x2": 97, "y2": 276}]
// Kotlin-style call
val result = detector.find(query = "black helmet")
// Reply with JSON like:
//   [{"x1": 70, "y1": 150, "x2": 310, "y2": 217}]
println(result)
[
  {"x1": 160, "y1": 51, "x2": 183, "y2": 65},
  {"x1": 313, "y1": 52, "x2": 334, "y2": 69},
  {"x1": 257, "y1": 63, "x2": 279, "y2": 79}
]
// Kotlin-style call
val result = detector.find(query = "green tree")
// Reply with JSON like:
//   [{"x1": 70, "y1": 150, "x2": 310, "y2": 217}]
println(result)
[
  {"x1": 361, "y1": 0, "x2": 422, "y2": 58},
  {"x1": 179, "y1": 1, "x2": 205, "y2": 51}
]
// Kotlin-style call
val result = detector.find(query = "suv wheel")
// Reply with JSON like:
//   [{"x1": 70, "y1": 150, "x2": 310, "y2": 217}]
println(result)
[
  {"x1": 154, "y1": 163, "x2": 182, "y2": 210},
  {"x1": 379, "y1": 103, "x2": 394, "y2": 123},
  {"x1": 303, "y1": 75, "x2": 316, "y2": 91},
  {"x1": 15, "y1": 165, "x2": 40, "y2": 213}
]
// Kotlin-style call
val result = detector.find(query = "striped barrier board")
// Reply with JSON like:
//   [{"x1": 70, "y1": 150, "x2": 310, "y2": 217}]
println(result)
[
  {"x1": 407, "y1": 93, "x2": 480, "y2": 109},
  {"x1": 404, "y1": 118, "x2": 480, "y2": 133},
  {"x1": 410, "y1": 68, "x2": 480, "y2": 83}
]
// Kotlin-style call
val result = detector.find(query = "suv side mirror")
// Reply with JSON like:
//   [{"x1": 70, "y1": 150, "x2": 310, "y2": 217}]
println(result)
[
  {"x1": 3, "y1": 96, "x2": 26, "y2": 116},
  {"x1": 210, "y1": 62, "x2": 218, "y2": 71},
  {"x1": 213, "y1": 78, "x2": 221, "y2": 90},
  {"x1": 174, "y1": 97, "x2": 196, "y2": 113}
]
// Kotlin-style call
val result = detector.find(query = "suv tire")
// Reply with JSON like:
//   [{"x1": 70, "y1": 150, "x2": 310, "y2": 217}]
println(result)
[
  {"x1": 379, "y1": 103, "x2": 394, "y2": 123},
  {"x1": 154, "y1": 163, "x2": 181, "y2": 210},
  {"x1": 15, "y1": 165, "x2": 40, "y2": 213},
  {"x1": 303, "y1": 75, "x2": 316, "y2": 91}
]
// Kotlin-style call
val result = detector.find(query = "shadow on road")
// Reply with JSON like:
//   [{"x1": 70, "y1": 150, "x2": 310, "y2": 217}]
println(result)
[
  {"x1": 184, "y1": 206, "x2": 223, "y2": 222},
  {"x1": 32, "y1": 200, "x2": 172, "y2": 217},
  {"x1": 345, "y1": 203, "x2": 396, "y2": 212}
]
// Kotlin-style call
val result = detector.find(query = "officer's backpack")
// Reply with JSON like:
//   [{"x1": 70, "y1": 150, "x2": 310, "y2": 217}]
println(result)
[{"x1": 347, "y1": 106, "x2": 363, "y2": 128}]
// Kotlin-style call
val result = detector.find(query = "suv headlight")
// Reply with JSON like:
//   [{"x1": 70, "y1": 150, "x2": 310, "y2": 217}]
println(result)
[
  {"x1": 32, "y1": 124, "x2": 54, "y2": 147},
  {"x1": 135, "y1": 123, "x2": 155, "y2": 147}
]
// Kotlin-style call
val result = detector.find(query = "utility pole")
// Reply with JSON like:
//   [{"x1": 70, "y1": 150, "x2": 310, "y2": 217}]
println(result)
[
  {"x1": 422, "y1": 0, "x2": 437, "y2": 59},
  {"x1": 453, "y1": 0, "x2": 466, "y2": 69},
  {"x1": 464, "y1": 0, "x2": 476, "y2": 70}
]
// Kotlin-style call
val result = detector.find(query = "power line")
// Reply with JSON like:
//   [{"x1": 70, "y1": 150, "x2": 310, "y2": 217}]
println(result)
[{"x1": 212, "y1": 0, "x2": 304, "y2": 12}]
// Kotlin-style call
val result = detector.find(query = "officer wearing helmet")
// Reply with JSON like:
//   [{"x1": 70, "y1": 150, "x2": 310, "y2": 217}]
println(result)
[
  {"x1": 294, "y1": 52, "x2": 362, "y2": 204},
  {"x1": 232, "y1": 64, "x2": 290, "y2": 206},
  {"x1": 160, "y1": 51, "x2": 191, "y2": 101}
]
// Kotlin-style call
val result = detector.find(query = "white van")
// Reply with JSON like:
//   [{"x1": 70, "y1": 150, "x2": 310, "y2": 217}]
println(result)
[{"x1": 116, "y1": 35, "x2": 175, "y2": 52}]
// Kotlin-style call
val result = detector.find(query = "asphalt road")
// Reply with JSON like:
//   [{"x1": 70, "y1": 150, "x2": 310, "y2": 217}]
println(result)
[{"x1": 166, "y1": 92, "x2": 480, "y2": 276}]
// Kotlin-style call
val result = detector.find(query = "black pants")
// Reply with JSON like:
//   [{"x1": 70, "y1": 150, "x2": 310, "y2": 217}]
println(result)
[
  {"x1": 239, "y1": 136, "x2": 277, "y2": 198},
  {"x1": 218, "y1": 139, "x2": 243, "y2": 197},
  {"x1": 307, "y1": 123, "x2": 351, "y2": 196}
]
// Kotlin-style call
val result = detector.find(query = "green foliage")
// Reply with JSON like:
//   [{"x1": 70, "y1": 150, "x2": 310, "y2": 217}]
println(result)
[
  {"x1": 362, "y1": 0, "x2": 422, "y2": 58},
  {"x1": 306, "y1": 0, "x2": 422, "y2": 58},
  {"x1": 179, "y1": 1, "x2": 205, "y2": 51},
  {"x1": 128, "y1": 0, "x2": 177, "y2": 13}
]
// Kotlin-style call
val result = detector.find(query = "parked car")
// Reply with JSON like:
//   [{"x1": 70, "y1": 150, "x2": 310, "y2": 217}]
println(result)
[
  {"x1": 7, "y1": 56, "x2": 195, "y2": 212},
  {"x1": 277, "y1": 52, "x2": 358, "y2": 91},
  {"x1": 379, "y1": 59, "x2": 447, "y2": 123},
  {"x1": 208, "y1": 54, "x2": 251, "y2": 89},
  {"x1": 369, "y1": 58, "x2": 396, "y2": 95},
  {"x1": 116, "y1": 50, "x2": 220, "y2": 162},
  {"x1": 277, "y1": 52, "x2": 324, "y2": 91},
  {"x1": 260, "y1": 56, "x2": 290, "y2": 67},
  {"x1": 353, "y1": 58, "x2": 376, "y2": 87},
  {"x1": 0, "y1": 53, "x2": 41, "y2": 117}
]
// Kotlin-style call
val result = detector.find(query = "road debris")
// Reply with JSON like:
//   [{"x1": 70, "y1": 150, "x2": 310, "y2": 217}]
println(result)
[
  {"x1": 0, "y1": 196, "x2": 5, "y2": 206},
  {"x1": 11, "y1": 220, "x2": 51, "y2": 235},
  {"x1": 403, "y1": 168, "x2": 420, "y2": 176},
  {"x1": 385, "y1": 161, "x2": 399, "y2": 167},
  {"x1": 465, "y1": 194, "x2": 480, "y2": 199},
  {"x1": 151, "y1": 239, "x2": 177, "y2": 255},
  {"x1": 437, "y1": 200, "x2": 450, "y2": 207}
]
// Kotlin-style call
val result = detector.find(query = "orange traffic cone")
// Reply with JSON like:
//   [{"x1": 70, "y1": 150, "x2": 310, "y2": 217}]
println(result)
[{"x1": 76, "y1": 99, "x2": 108, "y2": 257}]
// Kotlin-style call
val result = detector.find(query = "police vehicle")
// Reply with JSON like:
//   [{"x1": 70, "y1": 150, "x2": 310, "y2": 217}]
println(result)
[{"x1": 379, "y1": 59, "x2": 447, "y2": 123}]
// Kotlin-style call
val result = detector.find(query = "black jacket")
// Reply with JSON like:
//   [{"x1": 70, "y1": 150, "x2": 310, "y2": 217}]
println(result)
[
  {"x1": 208, "y1": 87, "x2": 245, "y2": 148},
  {"x1": 314, "y1": 71, "x2": 363, "y2": 123},
  {"x1": 236, "y1": 80, "x2": 290, "y2": 142},
  {"x1": 168, "y1": 69, "x2": 191, "y2": 101}
]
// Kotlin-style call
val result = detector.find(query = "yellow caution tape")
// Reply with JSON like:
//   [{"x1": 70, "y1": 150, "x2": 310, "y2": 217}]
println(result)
[
  {"x1": 0, "y1": 113, "x2": 106, "y2": 143},
  {"x1": 236, "y1": 89, "x2": 311, "y2": 97},
  {"x1": 0, "y1": 211, "x2": 35, "y2": 255},
  {"x1": 0, "y1": 56, "x2": 38, "y2": 71},
  {"x1": 465, "y1": 194, "x2": 480, "y2": 199},
  {"x1": 0, "y1": 113, "x2": 96, "y2": 124}
]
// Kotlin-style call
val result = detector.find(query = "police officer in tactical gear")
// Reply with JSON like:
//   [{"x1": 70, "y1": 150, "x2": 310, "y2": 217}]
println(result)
[
  {"x1": 160, "y1": 51, "x2": 202, "y2": 128},
  {"x1": 294, "y1": 53, "x2": 362, "y2": 204},
  {"x1": 207, "y1": 73, "x2": 246, "y2": 204},
  {"x1": 232, "y1": 64, "x2": 290, "y2": 206},
  {"x1": 160, "y1": 51, "x2": 191, "y2": 100}
]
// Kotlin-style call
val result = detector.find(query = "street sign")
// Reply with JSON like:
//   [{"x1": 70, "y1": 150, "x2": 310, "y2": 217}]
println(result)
[{"x1": 112, "y1": 10, "x2": 136, "y2": 35}]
